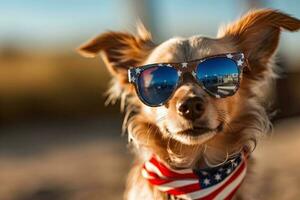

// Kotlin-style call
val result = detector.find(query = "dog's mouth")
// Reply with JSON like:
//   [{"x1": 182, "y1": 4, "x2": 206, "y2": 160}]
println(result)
[
  {"x1": 178, "y1": 127, "x2": 215, "y2": 136},
  {"x1": 165, "y1": 123, "x2": 224, "y2": 144},
  {"x1": 174, "y1": 123, "x2": 223, "y2": 136}
]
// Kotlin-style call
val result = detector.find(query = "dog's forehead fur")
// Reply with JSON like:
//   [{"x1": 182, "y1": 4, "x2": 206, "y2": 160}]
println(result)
[{"x1": 144, "y1": 36, "x2": 236, "y2": 64}]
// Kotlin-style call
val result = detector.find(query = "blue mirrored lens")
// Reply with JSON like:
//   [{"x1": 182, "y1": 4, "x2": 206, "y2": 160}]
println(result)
[
  {"x1": 137, "y1": 66, "x2": 179, "y2": 106},
  {"x1": 196, "y1": 57, "x2": 239, "y2": 97}
]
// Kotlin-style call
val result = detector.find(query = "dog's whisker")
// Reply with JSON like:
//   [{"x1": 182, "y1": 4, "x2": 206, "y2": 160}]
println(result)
[{"x1": 156, "y1": 115, "x2": 167, "y2": 123}]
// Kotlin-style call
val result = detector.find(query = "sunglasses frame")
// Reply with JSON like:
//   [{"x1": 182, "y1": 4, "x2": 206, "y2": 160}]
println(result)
[{"x1": 128, "y1": 52, "x2": 247, "y2": 107}]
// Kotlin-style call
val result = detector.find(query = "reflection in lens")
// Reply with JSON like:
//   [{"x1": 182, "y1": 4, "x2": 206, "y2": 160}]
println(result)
[
  {"x1": 137, "y1": 66, "x2": 179, "y2": 106},
  {"x1": 196, "y1": 57, "x2": 239, "y2": 97}
]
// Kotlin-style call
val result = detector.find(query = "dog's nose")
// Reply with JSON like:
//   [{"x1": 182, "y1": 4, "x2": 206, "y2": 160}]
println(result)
[{"x1": 177, "y1": 97, "x2": 204, "y2": 121}]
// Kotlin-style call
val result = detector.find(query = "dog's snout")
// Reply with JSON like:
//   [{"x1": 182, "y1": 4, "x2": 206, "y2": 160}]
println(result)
[{"x1": 177, "y1": 97, "x2": 204, "y2": 121}]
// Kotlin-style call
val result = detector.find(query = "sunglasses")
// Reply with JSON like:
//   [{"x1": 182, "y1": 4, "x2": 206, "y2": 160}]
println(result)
[{"x1": 128, "y1": 53, "x2": 247, "y2": 107}]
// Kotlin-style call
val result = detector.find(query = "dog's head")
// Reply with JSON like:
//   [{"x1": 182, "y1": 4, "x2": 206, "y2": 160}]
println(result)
[{"x1": 78, "y1": 9, "x2": 300, "y2": 166}]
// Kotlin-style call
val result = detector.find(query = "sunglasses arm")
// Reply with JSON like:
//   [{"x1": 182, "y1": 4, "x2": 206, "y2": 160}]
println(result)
[{"x1": 128, "y1": 68, "x2": 135, "y2": 83}]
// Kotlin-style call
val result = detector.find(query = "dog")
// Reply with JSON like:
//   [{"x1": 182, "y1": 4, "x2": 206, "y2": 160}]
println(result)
[{"x1": 77, "y1": 9, "x2": 300, "y2": 200}]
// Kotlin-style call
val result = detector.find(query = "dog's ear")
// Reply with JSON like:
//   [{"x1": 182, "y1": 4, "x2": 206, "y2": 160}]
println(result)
[
  {"x1": 218, "y1": 9, "x2": 300, "y2": 78},
  {"x1": 77, "y1": 23, "x2": 155, "y2": 84}
]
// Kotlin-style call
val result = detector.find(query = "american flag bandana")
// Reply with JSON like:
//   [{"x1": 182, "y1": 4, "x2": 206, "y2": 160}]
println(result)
[{"x1": 142, "y1": 153, "x2": 247, "y2": 200}]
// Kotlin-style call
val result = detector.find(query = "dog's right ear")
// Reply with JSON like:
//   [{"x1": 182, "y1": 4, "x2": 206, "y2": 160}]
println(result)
[{"x1": 77, "y1": 23, "x2": 155, "y2": 84}]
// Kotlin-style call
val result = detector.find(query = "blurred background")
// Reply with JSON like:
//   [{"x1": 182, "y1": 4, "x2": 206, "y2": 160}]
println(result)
[{"x1": 0, "y1": 0, "x2": 300, "y2": 199}]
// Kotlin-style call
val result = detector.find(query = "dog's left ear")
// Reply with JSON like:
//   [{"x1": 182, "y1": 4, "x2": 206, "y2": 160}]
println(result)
[{"x1": 218, "y1": 9, "x2": 300, "y2": 78}]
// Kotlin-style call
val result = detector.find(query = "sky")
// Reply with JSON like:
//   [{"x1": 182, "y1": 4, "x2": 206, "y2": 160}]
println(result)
[{"x1": 0, "y1": 0, "x2": 299, "y2": 56}]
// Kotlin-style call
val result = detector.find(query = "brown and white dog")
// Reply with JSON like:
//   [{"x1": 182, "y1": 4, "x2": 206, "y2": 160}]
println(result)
[{"x1": 78, "y1": 9, "x2": 300, "y2": 200}]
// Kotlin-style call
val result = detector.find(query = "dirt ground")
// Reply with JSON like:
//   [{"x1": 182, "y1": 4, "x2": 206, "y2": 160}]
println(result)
[{"x1": 0, "y1": 117, "x2": 300, "y2": 200}]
